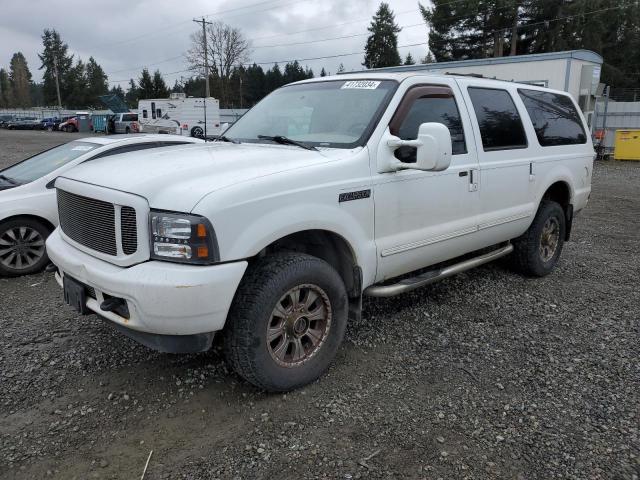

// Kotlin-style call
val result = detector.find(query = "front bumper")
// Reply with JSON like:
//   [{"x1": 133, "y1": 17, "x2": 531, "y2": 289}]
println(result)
[{"x1": 46, "y1": 229, "x2": 247, "y2": 350}]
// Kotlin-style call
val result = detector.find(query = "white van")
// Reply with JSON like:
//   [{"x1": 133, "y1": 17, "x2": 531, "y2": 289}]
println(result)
[{"x1": 138, "y1": 93, "x2": 221, "y2": 138}]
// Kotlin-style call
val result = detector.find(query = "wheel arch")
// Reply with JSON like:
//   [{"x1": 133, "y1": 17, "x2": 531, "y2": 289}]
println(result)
[
  {"x1": 539, "y1": 180, "x2": 573, "y2": 240},
  {"x1": 258, "y1": 229, "x2": 362, "y2": 299},
  {"x1": 0, "y1": 214, "x2": 55, "y2": 232}
]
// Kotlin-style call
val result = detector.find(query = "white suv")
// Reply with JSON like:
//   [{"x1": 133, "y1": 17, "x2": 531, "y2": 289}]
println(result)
[{"x1": 46, "y1": 73, "x2": 594, "y2": 391}]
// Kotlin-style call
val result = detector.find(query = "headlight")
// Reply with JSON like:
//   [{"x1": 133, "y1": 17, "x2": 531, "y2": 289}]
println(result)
[{"x1": 149, "y1": 211, "x2": 219, "y2": 264}]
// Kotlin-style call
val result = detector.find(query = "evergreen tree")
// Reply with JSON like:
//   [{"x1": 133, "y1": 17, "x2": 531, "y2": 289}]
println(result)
[
  {"x1": 109, "y1": 84, "x2": 126, "y2": 98},
  {"x1": 138, "y1": 68, "x2": 155, "y2": 99},
  {"x1": 404, "y1": 53, "x2": 416, "y2": 65},
  {"x1": 9, "y1": 53, "x2": 32, "y2": 107},
  {"x1": 320, "y1": 67, "x2": 327, "y2": 77},
  {"x1": 125, "y1": 79, "x2": 139, "y2": 105},
  {"x1": 363, "y1": 2, "x2": 402, "y2": 69},
  {"x1": 0, "y1": 68, "x2": 11, "y2": 107},
  {"x1": 245, "y1": 64, "x2": 266, "y2": 106},
  {"x1": 152, "y1": 69, "x2": 169, "y2": 98},
  {"x1": 85, "y1": 57, "x2": 108, "y2": 108},
  {"x1": 66, "y1": 58, "x2": 86, "y2": 108},
  {"x1": 265, "y1": 64, "x2": 284, "y2": 93},
  {"x1": 171, "y1": 80, "x2": 184, "y2": 93},
  {"x1": 39, "y1": 29, "x2": 74, "y2": 106}
]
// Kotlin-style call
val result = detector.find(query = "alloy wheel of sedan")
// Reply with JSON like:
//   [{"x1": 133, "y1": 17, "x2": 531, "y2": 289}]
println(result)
[{"x1": 0, "y1": 226, "x2": 46, "y2": 270}]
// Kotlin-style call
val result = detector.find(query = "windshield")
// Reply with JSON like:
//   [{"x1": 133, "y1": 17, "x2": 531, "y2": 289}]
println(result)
[
  {"x1": 226, "y1": 79, "x2": 397, "y2": 148},
  {"x1": 0, "y1": 141, "x2": 100, "y2": 184}
]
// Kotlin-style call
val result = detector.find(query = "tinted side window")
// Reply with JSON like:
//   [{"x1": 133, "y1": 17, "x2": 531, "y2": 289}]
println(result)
[
  {"x1": 468, "y1": 87, "x2": 527, "y2": 151},
  {"x1": 396, "y1": 96, "x2": 467, "y2": 158},
  {"x1": 518, "y1": 89, "x2": 586, "y2": 146}
]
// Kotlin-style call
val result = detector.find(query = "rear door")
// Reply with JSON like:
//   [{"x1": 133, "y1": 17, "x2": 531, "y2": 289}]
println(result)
[{"x1": 457, "y1": 80, "x2": 536, "y2": 244}]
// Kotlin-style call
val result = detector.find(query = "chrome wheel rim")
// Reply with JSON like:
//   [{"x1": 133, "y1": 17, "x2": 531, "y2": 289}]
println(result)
[
  {"x1": 266, "y1": 284, "x2": 332, "y2": 367},
  {"x1": 0, "y1": 226, "x2": 45, "y2": 270},
  {"x1": 539, "y1": 217, "x2": 560, "y2": 262}
]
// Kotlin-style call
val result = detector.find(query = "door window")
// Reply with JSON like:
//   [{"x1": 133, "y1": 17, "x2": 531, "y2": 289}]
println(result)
[
  {"x1": 517, "y1": 89, "x2": 587, "y2": 146},
  {"x1": 467, "y1": 87, "x2": 527, "y2": 151},
  {"x1": 390, "y1": 86, "x2": 467, "y2": 163}
]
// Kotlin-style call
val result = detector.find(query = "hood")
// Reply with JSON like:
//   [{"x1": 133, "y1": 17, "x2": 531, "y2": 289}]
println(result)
[{"x1": 58, "y1": 142, "x2": 350, "y2": 212}]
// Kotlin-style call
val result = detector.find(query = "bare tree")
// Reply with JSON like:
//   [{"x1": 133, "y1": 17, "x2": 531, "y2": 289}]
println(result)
[{"x1": 186, "y1": 21, "x2": 250, "y2": 104}]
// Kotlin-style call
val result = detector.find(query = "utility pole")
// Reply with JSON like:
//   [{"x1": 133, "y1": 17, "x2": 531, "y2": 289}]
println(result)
[
  {"x1": 193, "y1": 17, "x2": 212, "y2": 140},
  {"x1": 53, "y1": 56, "x2": 62, "y2": 111}
]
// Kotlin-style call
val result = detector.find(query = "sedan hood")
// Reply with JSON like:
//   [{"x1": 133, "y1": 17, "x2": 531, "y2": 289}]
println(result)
[{"x1": 58, "y1": 142, "x2": 348, "y2": 212}]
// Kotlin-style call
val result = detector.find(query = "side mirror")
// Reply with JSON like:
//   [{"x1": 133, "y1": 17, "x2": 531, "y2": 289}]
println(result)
[{"x1": 387, "y1": 122, "x2": 452, "y2": 172}]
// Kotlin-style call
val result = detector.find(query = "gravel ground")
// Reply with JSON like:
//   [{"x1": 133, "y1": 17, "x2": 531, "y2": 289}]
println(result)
[{"x1": 0, "y1": 129, "x2": 638, "y2": 479}]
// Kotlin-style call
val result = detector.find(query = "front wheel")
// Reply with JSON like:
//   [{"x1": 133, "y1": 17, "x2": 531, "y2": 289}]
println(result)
[
  {"x1": 511, "y1": 200, "x2": 566, "y2": 277},
  {"x1": 0, "y1": 218, "x2": 50, "y2": 277},
  {"x1": 224, "y1": 253, "x2": 348, "y2": 392}
]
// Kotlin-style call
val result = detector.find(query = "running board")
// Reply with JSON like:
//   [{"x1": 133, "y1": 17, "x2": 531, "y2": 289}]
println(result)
[{"x1": 364, "y1": 244, "x2": 514, "y2": 298}]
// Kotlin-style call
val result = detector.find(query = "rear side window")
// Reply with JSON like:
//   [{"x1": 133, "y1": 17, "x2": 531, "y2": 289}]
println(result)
[
  {"x1": 468, "y1": 87, "x2": 527, "y2": 151},
  {"x1": 518, "y1": 89, "x2": 587, "y2": 146},
  {"x1": 122, "y1": 114, "x2": 138, "y2": 122},
  {"x1": 142, "y1": 110, "x2": 148, "y2": 119}
]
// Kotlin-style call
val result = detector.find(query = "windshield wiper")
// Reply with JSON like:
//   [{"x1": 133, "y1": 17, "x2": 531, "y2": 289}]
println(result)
[
  {"x1": 0, "y1": 174, "x2": 20, "y2": 185},
  {"x1": 257, "y1": 135, "x2": 317, "y2": 151},
  {"x1": 215, "y1": 135, "x2": 240, "y2": 144}
]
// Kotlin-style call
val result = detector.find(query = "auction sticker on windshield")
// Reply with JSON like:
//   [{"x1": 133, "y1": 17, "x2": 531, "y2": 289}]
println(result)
[{"x1": 341, "y1": 80, "x2": 381, "y2": 89}]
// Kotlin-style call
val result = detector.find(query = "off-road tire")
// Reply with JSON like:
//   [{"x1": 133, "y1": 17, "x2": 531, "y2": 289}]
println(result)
[
  {"x1": 0, "y1": 218, "x2": 51, "y2": 277},
  {"x1": 511, "y1": 200, "x2": 566, "y2": 277},
  {"x1": 223, "y1": 252, "x2": 348, "y2": 392}
]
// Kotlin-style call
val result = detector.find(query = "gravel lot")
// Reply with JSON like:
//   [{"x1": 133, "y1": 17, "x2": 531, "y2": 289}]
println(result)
[{"x1": 1, "y1": 129, "x2": 638, "y2": 479}]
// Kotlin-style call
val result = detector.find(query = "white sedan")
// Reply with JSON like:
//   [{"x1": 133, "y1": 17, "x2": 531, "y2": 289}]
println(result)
[{"x1": 0, "y1": 134, "x2": 203, "y2": 276}]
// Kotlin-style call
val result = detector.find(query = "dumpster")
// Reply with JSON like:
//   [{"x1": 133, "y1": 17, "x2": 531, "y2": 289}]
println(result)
[
  {"x1": 614, "y1": 129, "x2": 640, "y2": 161},
  {"x1": 92, "y1": 114, "x2": 109, "y2": 133}
]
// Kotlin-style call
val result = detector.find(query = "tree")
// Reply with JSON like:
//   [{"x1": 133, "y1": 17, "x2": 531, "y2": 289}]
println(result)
[
  {"x1": 9, "y1": 52, "x2": 32, "y2": 107},
  {"x1": 39, "y1": 29, "x2": 74, "y2": 106},
  {"x1": 186, "y1": 20, "x2": 251, "y2": 104},
  {"x1": 244, "y1": 63, "x2": 266, "y2": 106},
  {"x1": 66, "y1": 58, "x2": 87, "y2": 108},
  {"x1": 264, "y1": 63, "x2": 284, "y2": 93},
  {"x1": 109, "y1": 84, "x2": 126, "y2": 98},
  {"x1": 152, "y1": 69, "x2": 169, "y2": 97},
  {"x1": 125, "y1": 79, "x2": 139, "y2": 105},
  {"x1": 404, "y1": 53, "x2": 416, "y2": 65},
  {"x1": 320, "y1": 67, "x2": 327, "y2": 77},
  {"x1": 0, "y1": 68, "x2": 11, "y2": 107},
  {"x1": 85, "y1": 57, "x2": 108, "y2": 108},
  {"x1": 363, "y1": 2, "x2": 402, "y2": 69},
  {"x1": 138, "y1": 68, "x2": 155, "y2": 99}
]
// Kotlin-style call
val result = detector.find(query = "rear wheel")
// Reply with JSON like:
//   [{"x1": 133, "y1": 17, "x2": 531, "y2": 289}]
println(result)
[
  {"x1": 0, "y1": 218, "x2": 50, "y2": 277},
  {"x1": 191, "y1": 126, "x2": 204, "y2": 138},
  {"x1": 224, "y1": 252, "x2": 348, "y2": 392},
  {"x1": 511, "y1": 200, "x2": 566, "y2": 277}
]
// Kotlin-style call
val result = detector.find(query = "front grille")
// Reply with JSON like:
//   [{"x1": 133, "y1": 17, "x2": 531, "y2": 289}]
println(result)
[
  {"x1": 120, "y1": 206, "x2": 138, "y2": 255},
  {"x1": 57, "y1": 189, "x2": 117, "y2": 256}
]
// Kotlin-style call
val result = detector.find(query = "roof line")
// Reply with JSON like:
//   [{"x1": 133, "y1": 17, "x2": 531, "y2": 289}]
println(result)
[{"x1": 353, "y1": 50, "x2": 603, "y2": 74}]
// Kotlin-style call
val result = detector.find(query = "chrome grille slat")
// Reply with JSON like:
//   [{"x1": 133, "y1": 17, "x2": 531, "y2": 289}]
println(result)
[
  {"x1": 121, "y1": 206, "x2": 138, "y2": 255},
  {"x1": 57, "y1": 189, "x2": 120, "y2": 256}
]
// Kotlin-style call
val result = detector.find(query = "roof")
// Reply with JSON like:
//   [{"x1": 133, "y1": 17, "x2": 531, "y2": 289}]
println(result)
[{"x1": 350, "y1": 49, "x2": 603, "y2": 74}]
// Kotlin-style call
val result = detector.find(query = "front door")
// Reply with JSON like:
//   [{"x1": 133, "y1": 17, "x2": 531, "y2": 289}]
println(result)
[{"x1": 373, "y1": 84, "x2": 481, "y2": 282}]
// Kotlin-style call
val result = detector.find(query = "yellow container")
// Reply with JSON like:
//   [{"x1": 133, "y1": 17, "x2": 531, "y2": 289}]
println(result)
[{"x1": 614, "y1": 129, "x2": 640, "y2": 161}]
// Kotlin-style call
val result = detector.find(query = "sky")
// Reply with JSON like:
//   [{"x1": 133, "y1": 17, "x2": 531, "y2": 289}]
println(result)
[{"x1": 0, "y1": 0, "x2": 431, "y2": 89}]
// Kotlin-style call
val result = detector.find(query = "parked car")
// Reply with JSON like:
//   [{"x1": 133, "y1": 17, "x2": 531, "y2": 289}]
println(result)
[
  {"x1": 58, "y1": 116, "x2": 79, "y2": 132},
  {"x1": 46, "y1": 73, "x2": 594, "y2": 391},
  {"x1": 6, "y1": 117, "x2": 40, "y2": 130},
  {"x1": 40, "y1": 117, "x2": 61, "y2": 131},
  {"x1": 113, "y1": 112, "x2": 139, "y2": 134},
  {"x1": 0, "y1": 134, "x2": 204, "y2": 276},
  {"x1": 0, "y1": 114, "x2": 15, "y2": 128}
]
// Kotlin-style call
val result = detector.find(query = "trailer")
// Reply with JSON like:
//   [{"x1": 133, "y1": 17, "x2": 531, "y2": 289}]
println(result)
[{"x1": 137, "y1": 93, "x2": 221, "y2": 138}]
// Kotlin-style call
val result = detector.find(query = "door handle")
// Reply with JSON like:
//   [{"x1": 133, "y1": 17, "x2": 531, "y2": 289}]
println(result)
[{"x1": 458, "y1": 171, "x2": 469, "y2": 177}]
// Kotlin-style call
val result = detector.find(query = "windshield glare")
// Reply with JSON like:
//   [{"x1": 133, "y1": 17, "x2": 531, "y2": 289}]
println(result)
[
  {"x1": 226, "y1": 79, "x2": 397, "y2": 148},
  {"x1": 0, "y1": 141, "x2": 100, "y2": 184}
]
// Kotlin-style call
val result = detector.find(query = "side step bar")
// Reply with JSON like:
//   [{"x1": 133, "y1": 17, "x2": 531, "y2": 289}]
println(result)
[{"x1": 364, "y1": 243, "x2": 514, "y2": 298}]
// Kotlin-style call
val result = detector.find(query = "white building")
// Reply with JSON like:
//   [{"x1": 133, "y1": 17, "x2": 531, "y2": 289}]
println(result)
[{"x1": 365, "y1": 50, "x2": 603, "y2": 122}]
